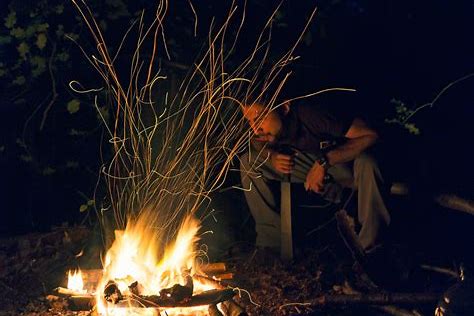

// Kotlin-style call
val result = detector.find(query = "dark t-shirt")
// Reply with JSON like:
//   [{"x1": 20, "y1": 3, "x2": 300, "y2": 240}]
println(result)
[{"x1": 274, "y1": 92, "x2": 357, "y2": 154}]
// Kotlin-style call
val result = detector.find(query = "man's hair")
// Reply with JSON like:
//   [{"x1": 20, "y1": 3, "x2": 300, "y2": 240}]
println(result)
[{"x1": 243, "y1": 92, "x2": 287, "y2": 116}]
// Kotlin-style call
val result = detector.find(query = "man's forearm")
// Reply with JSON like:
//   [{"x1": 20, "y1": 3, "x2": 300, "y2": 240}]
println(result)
[{"x1": 325, "y1": 134, "x2": 378, "y2": 166}]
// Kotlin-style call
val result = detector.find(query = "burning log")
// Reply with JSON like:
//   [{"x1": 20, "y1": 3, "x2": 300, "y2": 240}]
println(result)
[
  {"x1": 200, "y1": 262, "x2": 227, "y2": 275},
  {"x1": 159, "y1": 268, "x2": 194, "y2": 302},
  {"x1": 193, "y1": 274, "x2": 231, "y2": 290},
  {"x1": 214, "y1": 273, "x2": 234, "y2": 280},
  {"x1": 122, "y1": 288, "x2": 236, "y2": 308},
  {"x1": 309, "y1": 292, "x2": 440, "y2": 307},
  {"x1": 208, "y1": 304, "x2": 224, "y2": 316},
  {"x1": 104, "y1": 280, "x2": 123, "y2": 303},
  {"x1": 221, "y1": 299, "x2": 248, "y2": 316},
  {"x1": 55, "y1": 287, "x2": 81, "y2": 297}
]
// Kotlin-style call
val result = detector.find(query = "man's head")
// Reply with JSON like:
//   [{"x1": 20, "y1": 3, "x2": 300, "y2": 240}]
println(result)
[{"x1": 242, "y1": 101, "x2": 289, "y2": 143}]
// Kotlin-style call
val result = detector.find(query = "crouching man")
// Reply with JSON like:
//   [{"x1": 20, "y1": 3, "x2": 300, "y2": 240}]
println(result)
[{"x1": 240, "y1": 95, "x2": 390, "y2": 253}]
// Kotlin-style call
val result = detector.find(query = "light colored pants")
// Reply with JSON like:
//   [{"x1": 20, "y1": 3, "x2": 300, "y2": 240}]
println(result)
[{"x1": 240, "y1": 149, "x2": 391, "y2": 250}]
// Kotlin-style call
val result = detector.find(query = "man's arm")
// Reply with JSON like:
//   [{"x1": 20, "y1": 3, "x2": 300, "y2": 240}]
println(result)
[
  {"x1": 326, "y1": 118, "x2": 378, "y2": 165},
  {"x1": 304, "y1": 118, "x2": 378, "y2": 192}
]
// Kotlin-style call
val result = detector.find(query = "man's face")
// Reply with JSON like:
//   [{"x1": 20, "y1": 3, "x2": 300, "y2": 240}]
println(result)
[{"x1": 243, "y1": 103, "x2": 282, "y2": 143}]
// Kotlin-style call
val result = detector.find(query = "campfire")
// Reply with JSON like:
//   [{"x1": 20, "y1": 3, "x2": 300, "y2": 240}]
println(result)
[{"x1": 57, "y1": 215, "x2": 244, "y2": 315}]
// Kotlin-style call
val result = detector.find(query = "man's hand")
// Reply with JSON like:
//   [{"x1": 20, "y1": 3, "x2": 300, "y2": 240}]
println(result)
[
  {"x1": 270, "y1": 152, "x2": 295, "y2": 174},
  {"x1": 305, "y1": 162, "x2": 326, "y2": 193}
]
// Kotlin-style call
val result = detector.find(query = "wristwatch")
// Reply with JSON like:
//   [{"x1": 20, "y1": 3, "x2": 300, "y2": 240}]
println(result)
[{"x1": 316, "y1": 154, "x2": 331, "y2": 170}]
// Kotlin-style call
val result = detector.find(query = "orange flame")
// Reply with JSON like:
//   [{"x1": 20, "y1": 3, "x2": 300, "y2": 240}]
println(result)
[
  {"x1": 97, "y1": 214, "x2": 215, "y2": 315},
  {"x1": 67, "y1": 269, "x2": 86, "y2": 294}
]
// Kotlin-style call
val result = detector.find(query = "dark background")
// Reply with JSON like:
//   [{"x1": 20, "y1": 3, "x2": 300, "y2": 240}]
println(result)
[{"x1": 0, "y1": 0, "x2": 473, "y2": 262}]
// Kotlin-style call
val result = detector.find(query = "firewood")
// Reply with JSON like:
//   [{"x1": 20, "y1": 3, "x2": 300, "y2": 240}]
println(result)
[
  {"x1": 214, "y1": 273, "x2": 234, "y2": 280},
  {"x1": 159, "y1": 268, "x2": 194, "y2": 302},
  {"x1": 221, "y1": 299, "x2": 248, "y2": 316},
  {"x1": 309, "y1": 292, "x2": 440, "y2": 307},
  {"x1": 55, "y1": 287, "x2": 81, "y2": 297},
  {"x1": 200, "y1": 262, "x2": 227, "y2": 275},
  {"x1": 208, "y1": 304, "x2": 224, "y2": 316},
  {"x1": 192, "y1": 274, "x2": 227, "y2": 289},
  {"x1": 104, "y1": 280, "x2": 123, "y2": 303},
  {"x1": 122, "y1": 288, "x2": 236, "y2": 308},
  {"x1": 68, "y1": 294, "x2": 95, "y2": 311}
]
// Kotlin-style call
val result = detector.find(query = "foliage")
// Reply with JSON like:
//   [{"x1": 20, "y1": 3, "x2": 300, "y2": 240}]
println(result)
[
  {"x1": 0, "y1": 0, "x2": 141, "y2": 222},
  {"x1": 385, "y1": 99, "x2": 421, "y2": 135}
]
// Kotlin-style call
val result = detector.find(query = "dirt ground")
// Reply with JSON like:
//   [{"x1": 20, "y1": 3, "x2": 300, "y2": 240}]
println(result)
[{"x1": 0, "y1": 224, "x2": 457, "y2": 316}]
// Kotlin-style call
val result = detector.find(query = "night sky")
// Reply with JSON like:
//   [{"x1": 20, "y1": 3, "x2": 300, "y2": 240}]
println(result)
[{"x1": 1, "y1": 0, "x2": 473, "y2": 264}]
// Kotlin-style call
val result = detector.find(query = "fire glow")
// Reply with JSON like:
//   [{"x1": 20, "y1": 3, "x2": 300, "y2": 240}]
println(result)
[
  {"x1": 67, "y1": 269, "x2": 86, "y2": 294},
  {"x1": 67, "y1": 214, "x2": 220, "y2": 315}
]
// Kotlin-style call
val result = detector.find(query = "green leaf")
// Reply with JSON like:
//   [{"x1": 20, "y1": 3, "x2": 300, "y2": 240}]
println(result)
[
  {"x1": 55, "y1": 25, "x2": 64, "y2": 37},
  {"x1": 16, "y1": 138, "x2": 27, "y2": 148},
  {"x1": 36, "y1": 33, "x2": 47, "y2": 49},
  {"x1": 26, "y1": 25, "x2": 36, "y2": 37},
  {"x1": 4, "y1": 11, "x2": 17, "y2": 29},
  {"x1": 42, "y1": 167, "x2": 56, "y2": 175},
  {"x1": 57, "y1": 51, "x2": 69, "y2": 62},
  {"x1": 0, "y1": 35, "x2": 12, "y2": 45},
  {"x1": 79, "y1": 204, "x2": 88, "y2": 212},
  {"x1": 36, "y1": 23, "x2": 49, "y2": 32},
  {"x1": 67, "y1": 99, "x2": 81, "y2": 114},
  {"x1": 69, "y1": 129, "x2": 87, "y2": 136},
  {"x1": 31, "y1": 55, "x2": 46, "y2": 77},
  {"x1": 97, "y1": 106, "x2": 109, "y2": 121},
  {"x1": 12, "y1": 75, "x2": 26, "y2": 85},
  {"x1": 106, "y1": 0, "x2": 130, "y2": 19},
  {"x1": 20, "y1": 154, "x2": 33, "y2": 162},
  {"x1": 17, "y1": 42, "x2": 30, "y2": 59},
  {"x1": 66, "y1": 161, "x2": 79, "y2": 168},
  {"x1": 10, "y1": 27, "x2": 25, "y2": 39},
  {"x1": 99, "y1": 20, "x2": 108, "y2": 31},
  {"x1": 65, "y1": 32, "x2": 79, "y2": 41},
  {"x1": 55, "y1": 4, "x2": 64, "y2": 14},
  {"x1": 404, "y1": 123, "x2": 420, "y2": 135},
  {"x1": 87, "y1": 199, "x2": 95, "y2": 206}
]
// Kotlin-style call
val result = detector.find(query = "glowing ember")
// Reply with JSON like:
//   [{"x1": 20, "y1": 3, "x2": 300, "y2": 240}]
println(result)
[
  {"x1": 67, "y1": 269, "x2": 86, "y2": 294},
  {"x1": 97, "y1": 214, "x2": 216, "y2": 315}
]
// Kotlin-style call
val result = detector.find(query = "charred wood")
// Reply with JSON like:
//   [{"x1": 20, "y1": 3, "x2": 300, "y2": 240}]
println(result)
[
  {"x1": 104, "y1": 280, "x2": 123, "y2": 303},
  {"x1": 208, "y1": 304, "x2": 224, "y2": 316},
  {"x1": 67, "y1": 294, "x2": 95, "y2": 311},
  {"x1": 117, "y1": 288, "x2": 236, "y2": 308}
]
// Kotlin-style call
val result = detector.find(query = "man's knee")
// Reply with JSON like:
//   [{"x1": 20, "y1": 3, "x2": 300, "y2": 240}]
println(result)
[{"x1": 354, "y1": 153, "x2": 378, "y2": 171}]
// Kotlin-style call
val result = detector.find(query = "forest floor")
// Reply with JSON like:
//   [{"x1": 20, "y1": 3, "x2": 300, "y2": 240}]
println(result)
[{"x1": 0, "y1": 219, "x2": 459, "y2": 316}]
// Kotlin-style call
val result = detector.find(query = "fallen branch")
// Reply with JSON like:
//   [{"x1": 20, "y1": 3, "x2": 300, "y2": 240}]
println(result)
[
  {"x1": 335, "y1": 210, "x2": 366, "y2": 265},
  {"x1": 310, "y1": 292, "x2": 439, "y2": 307},
  {"x1": 420, "y1": 264, "x2": 458, "y2": 278},
  {"x1": 435, "y1": 194, "x2": 474, "y2": 216},
  {"x1": 373, "y1": 305, "x2": 422, "y2": 316}
]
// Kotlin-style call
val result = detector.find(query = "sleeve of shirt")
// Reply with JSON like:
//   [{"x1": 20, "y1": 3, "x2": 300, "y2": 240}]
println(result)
[{"x1": 298, "y1": 92, "x2": 357, "y2": 137}]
